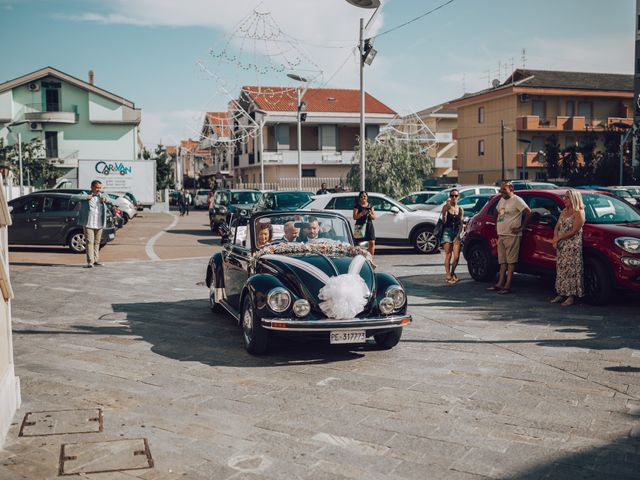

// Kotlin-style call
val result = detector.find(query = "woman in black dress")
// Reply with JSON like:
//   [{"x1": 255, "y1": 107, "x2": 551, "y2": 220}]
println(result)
[{"x1": 353, "y1": 191, "x2": 376, "y2": 259}]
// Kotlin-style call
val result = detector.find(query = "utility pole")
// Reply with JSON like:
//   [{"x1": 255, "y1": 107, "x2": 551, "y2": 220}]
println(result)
[{"x1": 500, "y1": 120, "x2": 505, "y2": 181}]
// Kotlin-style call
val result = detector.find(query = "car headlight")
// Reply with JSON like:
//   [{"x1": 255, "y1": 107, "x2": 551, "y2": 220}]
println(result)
[
  {"x1": 385, "y1": 286, "x2": 406, "y2": 309},
  {"x1": 267, "y1": 287, "x2": 291, "y2": 313},
  {"x1": 379, "y1": 297, "x2": 395, "y2": 315},
  {"x1": 292, "y1": 299, "x2": 310, "y2": 317},
  {"x1": 615, "y1": 237, "x2": 640, "y2": 253}
]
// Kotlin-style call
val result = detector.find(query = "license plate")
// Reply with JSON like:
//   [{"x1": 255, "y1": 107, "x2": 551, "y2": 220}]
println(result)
[{"x1": 330, "y1": 330, "x2": 366, "y2": 344}]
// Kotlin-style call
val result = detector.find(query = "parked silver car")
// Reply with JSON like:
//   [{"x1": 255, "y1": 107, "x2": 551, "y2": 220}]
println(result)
[{"x1": 415, "y1": 185, "x2": 500, "y2": 211}]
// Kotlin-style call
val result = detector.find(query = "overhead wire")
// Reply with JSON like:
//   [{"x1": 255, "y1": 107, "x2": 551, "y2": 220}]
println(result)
[{"x1": 370, "y1": 0, "x2": 456, "y2": 40}]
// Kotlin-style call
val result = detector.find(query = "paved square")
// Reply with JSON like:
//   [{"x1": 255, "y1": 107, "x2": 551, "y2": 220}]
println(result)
[{"x1": 2, "y1": 228, "x2": 639, "y2": 479}]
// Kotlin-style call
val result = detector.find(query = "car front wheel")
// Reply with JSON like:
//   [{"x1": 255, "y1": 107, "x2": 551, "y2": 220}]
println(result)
[
  {"x1": 412, "y1": 227, "x2": 439, "y2": 254},
  {"x1": 373, "y1": 329, "x2": 402, "y2": 349},
  {"x1": 68, "y1": 231, "x2": 86, "y2": 253},
  {"x1": 467, "y1": 243, "x2": 498, "y2": 282},
  {"x1": 241, "y1": 294, "x2": 269, "y2": 355},
  {"x1": 583, "y1": 257, "x2": 612, "y2": 305}
]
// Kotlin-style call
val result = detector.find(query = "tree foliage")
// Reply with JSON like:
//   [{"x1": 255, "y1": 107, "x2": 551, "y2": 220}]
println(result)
[
  {"x1": 347, "y1": 138, "x2": 433, "y2": 196},
  {"x1": 151, "y1": 144, "x2": 174, "y2": 190},
  {"x1": 0, "y1": 137, "x2": 65, "y2": 187},
  {"x1": 542, "y1": 134, "x2": 561, "y2": 179}
]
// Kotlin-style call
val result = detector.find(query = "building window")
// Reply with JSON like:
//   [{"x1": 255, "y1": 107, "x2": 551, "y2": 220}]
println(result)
[
  {"x1": 365, "y1": 125, "x2": 379, "y2": 142},
  {"x1": 566, "y1": 101, "x2": 575, "y2": 117},
  {"x1": 478, "y1": 107, "x2": 485, "y2": 124},
  {"x1": 531, "y1": 136, "x2": 545, "y2": 154},
  {"x1": 578, "y1": 101, "x2": 593, "y2": 124},
  {"x1": 532, "y1": 100, "x2": 546, "y2": 122},
  {"x1": 477, "y1": 174, "x2": 484, "y2": 184},
  {"x1": 478, "y1": 139, "x2": 485, "y2": 156},
  {"x1": 45, "y1": 131, "x2": 58, "y2": 158},
  {"x1": 565, "y1": 136, "x2": 576, "y2": 148},
  {"x1": 319, "y1": 125, "x2": 337, "y2": 151},
  {"x1": 276, "y1": 124, "x2": 289, "y2": 150},
  {"x1": 302, "y1": 168, "x2": 316, "y2": 178}
]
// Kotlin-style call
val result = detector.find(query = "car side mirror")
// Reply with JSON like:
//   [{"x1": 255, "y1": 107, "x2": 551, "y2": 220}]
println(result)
[
  {"x1": 390, "y1": 206, "x2": 400, "y2": 214},
  {"x1": 358, "y1": 241, "x2": 370, "y2": 250}
]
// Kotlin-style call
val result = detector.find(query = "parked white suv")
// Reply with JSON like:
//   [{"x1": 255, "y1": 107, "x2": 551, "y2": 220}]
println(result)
[
  {"x1": 304, "y1": 192, "x2": 441, "y2": 253},
  {"x1": 194, "y1": 189, "x2": 212, "y2": 209},
  {"x1": 415, "y1": 185, "x2": 500, "y2": 211}
]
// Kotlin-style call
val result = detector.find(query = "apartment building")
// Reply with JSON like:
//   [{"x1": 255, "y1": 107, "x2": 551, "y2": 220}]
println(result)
[
  {"x1": 415, "y1": 103, "x2": 458, "y2": 179},
  {"x1": 446, "y1": 69, "x2": 633, "y2": 184},
  {"x1": 177, "y1": 139, "x2": 209, "y2": 187},
  {"x1": 232, "y1": 86, "x2": 396, "y2": 186},
  {"x1": 0, "y1": 67, "x2": 142, "y2": 186}
]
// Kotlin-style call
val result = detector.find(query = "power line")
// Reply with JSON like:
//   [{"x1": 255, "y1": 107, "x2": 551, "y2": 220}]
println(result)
[{"x1": 370, "y1": 0, "x2": 456, "y2": 39}]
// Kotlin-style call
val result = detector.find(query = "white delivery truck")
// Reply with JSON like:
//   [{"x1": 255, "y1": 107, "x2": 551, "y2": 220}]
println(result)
[{"x1": 78, "y1": 160, "x2": 157, "y2": 207}]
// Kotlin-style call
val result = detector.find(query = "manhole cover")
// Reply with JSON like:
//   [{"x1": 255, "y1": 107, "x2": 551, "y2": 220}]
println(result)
[
  {"x1": 59, "y1": 438, "x2": 153, "y2": 476},
  {"x1": 19, "y1": 408, "x2": 103, "y2": 437}
]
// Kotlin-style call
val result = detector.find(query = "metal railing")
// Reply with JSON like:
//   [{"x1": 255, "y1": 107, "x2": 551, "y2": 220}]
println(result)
[{"x1": 234, "y1": 177, "x2": 344, "y2": 192}]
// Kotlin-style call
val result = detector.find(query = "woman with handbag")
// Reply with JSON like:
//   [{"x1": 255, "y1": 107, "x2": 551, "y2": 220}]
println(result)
[
  {"x1": 440, "y1": 189, "x2": 464, "y2": 283},
  {"x1": 353, "y1": 191, "x2": 376, "y2": 263}
]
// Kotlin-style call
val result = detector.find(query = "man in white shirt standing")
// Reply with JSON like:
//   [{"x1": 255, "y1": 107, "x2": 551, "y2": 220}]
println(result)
[
  {"x1": 73, "y1": 180, "x2": 111, "y2": 268},
  {"x1": 487, "y1": 181, "x2": 532, "y2": 294}
]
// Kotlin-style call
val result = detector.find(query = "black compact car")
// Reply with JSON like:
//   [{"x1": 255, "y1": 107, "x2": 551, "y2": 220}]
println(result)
[
  {"x1": 8, "y1": 192, "x2": 116, "y2": 253},
  {"x1": 209, "y1": 189, "x2": 261, "y2": 232},
  {"x1": 252, "y1": 191, "x2": 314, "y2": 213},
  {"x1": 205, "y1": 211, "x2": 412, "y2": 354}
]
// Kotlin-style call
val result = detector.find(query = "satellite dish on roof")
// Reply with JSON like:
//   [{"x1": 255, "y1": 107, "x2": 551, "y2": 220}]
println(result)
[{"x1": 492, "y1": 79, "x2": 500, "y2": 88}]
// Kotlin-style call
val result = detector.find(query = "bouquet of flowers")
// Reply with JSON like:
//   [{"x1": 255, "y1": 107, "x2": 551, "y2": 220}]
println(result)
[{"x1": 253, "y1": 242, "x2": 372, "y2": 262}]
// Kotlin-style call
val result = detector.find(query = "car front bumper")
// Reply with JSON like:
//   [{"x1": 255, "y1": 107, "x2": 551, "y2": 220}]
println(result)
[{"x1": 261, "y1": 314, "x2": 412, "y2": 332}]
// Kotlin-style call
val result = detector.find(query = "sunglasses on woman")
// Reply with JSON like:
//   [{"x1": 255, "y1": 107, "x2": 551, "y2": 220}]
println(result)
[{"x1": 450, "y1": 194, "x2": 459, "y2": 198}]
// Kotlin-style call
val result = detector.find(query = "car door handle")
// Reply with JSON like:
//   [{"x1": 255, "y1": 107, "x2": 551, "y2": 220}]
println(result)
[{"x1": 486, "y1": 221, "x2": 495, "y2": 225}]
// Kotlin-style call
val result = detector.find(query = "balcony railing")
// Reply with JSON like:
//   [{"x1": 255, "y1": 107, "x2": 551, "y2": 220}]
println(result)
[
  {"x1": 23, "y1": 103, "x2": 78, "y2": 124},
  {"x1": 46, "y1": 149, "x2": 79, "y2": 167},
  {"x1": 515, "y1": 115, "x2": 622, "y2": 132},
  {"x1": 517, "y1": 152, "x2": 545, "y2": 168}
]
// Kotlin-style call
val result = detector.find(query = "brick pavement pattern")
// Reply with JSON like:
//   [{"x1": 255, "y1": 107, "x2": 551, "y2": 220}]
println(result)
[{"x1": 1, "y1": 211, "x2": 639, "y2": 479}]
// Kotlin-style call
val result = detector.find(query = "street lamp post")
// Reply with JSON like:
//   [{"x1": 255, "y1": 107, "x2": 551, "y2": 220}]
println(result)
[
  {"x1": 287, "y1": 73, "x2": 309, "y2": 190},
  {"x1": 517, "y1": 138, "x2": 532, "y2": 181},
  {"x1": 345, "y1": 0, "x2": 381, "y2": 191}
]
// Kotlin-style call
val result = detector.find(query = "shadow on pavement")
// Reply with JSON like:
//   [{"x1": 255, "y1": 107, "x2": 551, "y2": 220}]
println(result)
[
  {"x1": 399, "y1": 272, "x2": 640, "y2": 354},
  {"x1": 16, "y1": 298, "x2": 374, "y2": 367},
  {"x1": 504, "y1": 435, "x2": 640, "y2": 479},
  {"x1": 165, "y1": 229, "x2": 215, "y2": 236}
]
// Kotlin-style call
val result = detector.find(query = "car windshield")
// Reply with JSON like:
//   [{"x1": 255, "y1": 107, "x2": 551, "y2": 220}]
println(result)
[
  {"x1": 614, "y1": 189, "x2": 632, "y2": 198},
  {"x1": 251, "y1": 212, "x2": 352, "y2": 250},
  {"x1": 584, "y1": 193, "x2": 640, "y2": 224},
  {"x1": 231, "y1": 192, "x2": 260, "y2": 204},
  {"x1": 274, "y1": 192, "x2": 313, "y2": 208},
  {"x1": 424, "y1": 189, "x2": 453, "y2": 205}
]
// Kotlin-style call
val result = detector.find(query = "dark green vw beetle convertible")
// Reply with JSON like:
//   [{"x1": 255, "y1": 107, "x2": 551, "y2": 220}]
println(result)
[{"x1": 205, "y1": 211, "x2": 412, "y2": 354}]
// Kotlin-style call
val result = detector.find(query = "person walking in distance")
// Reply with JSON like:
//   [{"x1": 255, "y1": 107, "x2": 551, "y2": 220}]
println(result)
[
  {"x1": 316, "y1": 183, "x2": 330, "y2": 195},
  {"x1": 440, "y1": 189, "x2": 464, "y2": 283},
  {"x1": 72, "y1": 180, "x2": 112, "y2": 268},
  {"x1": 550, "y1": 189, "x2": 585, "y2": 306},
  {"x1": 353, "y1": 191, "x2": 376, "y2": 265},
  {"x1": 177, "y1": 190, "x2": 187, "y2": 216},
  {"x1": 486, "y1": 181, "x2": 532, "y2": 294}
]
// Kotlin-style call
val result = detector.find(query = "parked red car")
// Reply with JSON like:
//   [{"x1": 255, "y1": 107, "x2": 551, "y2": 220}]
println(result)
[{"x1": 463, "y1": 189, "x2": 640, "y2": 304}]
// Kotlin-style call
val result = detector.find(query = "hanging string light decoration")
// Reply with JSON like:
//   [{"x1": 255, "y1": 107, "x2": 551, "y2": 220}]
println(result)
[{"x1": 376, "y1": 111, "x2": 438, "y2": 153}]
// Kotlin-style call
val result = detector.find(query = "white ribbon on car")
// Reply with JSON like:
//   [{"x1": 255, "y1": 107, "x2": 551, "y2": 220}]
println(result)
[{"x1": 261, "y1": 254, "x2": 370, "y2": 319}]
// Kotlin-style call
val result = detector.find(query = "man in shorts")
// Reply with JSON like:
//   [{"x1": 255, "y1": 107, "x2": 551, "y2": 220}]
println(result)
[{"x1": 487, "y1": 181, "x2": 532, "y2": 294}]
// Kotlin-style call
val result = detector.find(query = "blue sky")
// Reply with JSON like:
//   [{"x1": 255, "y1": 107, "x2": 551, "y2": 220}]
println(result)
[{"x1": 0, "y1": 0, "x2": 635, "y2": 147}]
